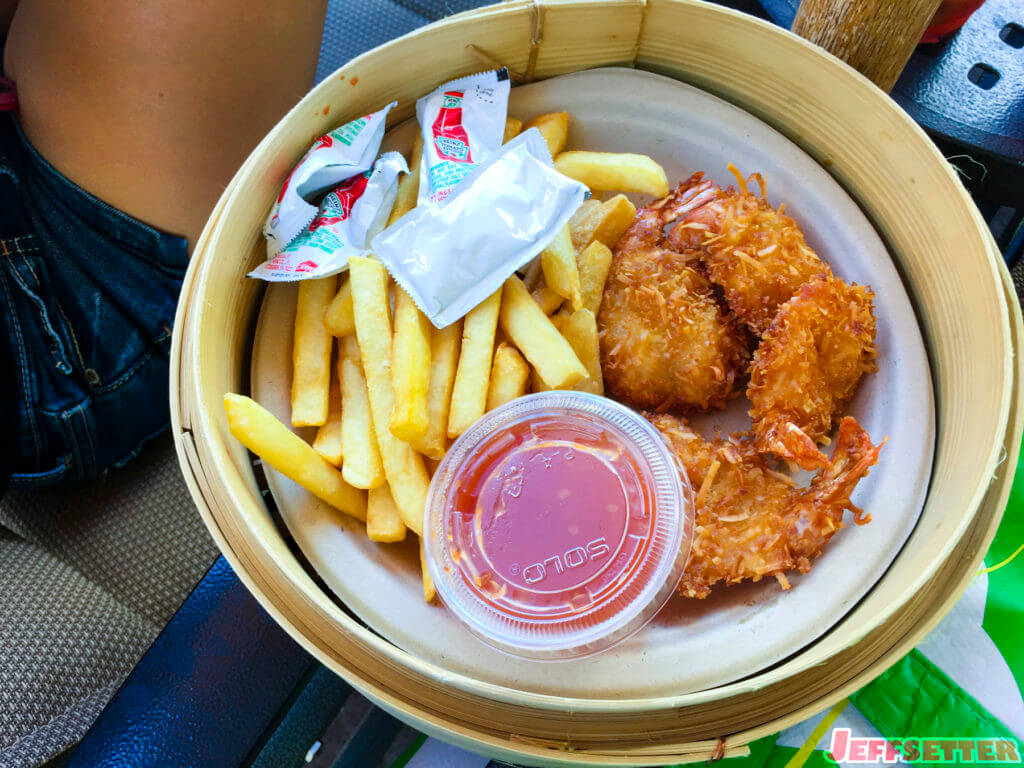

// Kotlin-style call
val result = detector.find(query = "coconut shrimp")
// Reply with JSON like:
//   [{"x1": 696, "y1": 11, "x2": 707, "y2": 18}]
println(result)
[
  {"x1": 666, "y1": 167, "x2": 831, "y2": 337},
  {"x1": 598, "y1": 181, "x2": 751, "y2": 412},
  {"x1": 748, "y1": 275, "x2": 879, "y2": 470},
  {"x1": 648, "y1": 412, "x2": 884, "y2": 599}
]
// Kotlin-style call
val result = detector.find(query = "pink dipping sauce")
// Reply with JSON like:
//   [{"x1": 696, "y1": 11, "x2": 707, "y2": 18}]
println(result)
[{"x1": 424, "y1": 392, "x2": 693, "y2": 660}]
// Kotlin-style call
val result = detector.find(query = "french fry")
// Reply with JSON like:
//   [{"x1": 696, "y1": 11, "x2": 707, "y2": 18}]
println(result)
[
  {"x1": 539, "y1": 224, "x2": 582, "y2": 310},
  {"x1": 339, "y1": 335, "x2": 385, "y2": 490},
  {"x1": 349, "y1": 256, "x2": 430, "y2": 535},
  {"x1": 486, "y1": 343, "x2": 531, "y2": 410},
  {"x1": 384, "y1": 137, "x2": 432, "y2": 444},
  {"x1": 559, "y1": 309, "x2": 603, "y2": 395},
  {"x1": 522, "y1": 259, "x2": 543, "y2": 291},
  {"x1": 312, "y1": 359, "x2": 344, "y2": 466},
  {"x1": 384, "y1": 138, "x2": 432, "y2": 443},
  {"x1": 577, "y1": 240, "x2": 613, "y2": 316},
  {"x1": 292, "y1": 277, "x2": 336, "y2": 426},
  {"x1": 388, "y1": 135, "x2": 423, "y2": 225},
  {"x1": 531, "y1": 285, "x2": 564, "y2": 315},
  {"x1": 448, "y1": 289, "x2": 502, "y2": 438},
  {"x1": 567, "y1": 199, "x2": 602, "y2": 250},
  {"x1": 366, "y1": 485, "x2": 407, "y2": 543},
  {"x1": 408, "y1": 320, "x2": 461, "y2": 459},
  {"x1": 569, "y1": 194, "x2": 637, "y2": 252},
  {"x1": 224, "y1": 393, "x2": 366, "y2": 521},
  {"x1": 500, "y1": 276, "x2": 588, "y2": 389},
  {"x1": 323, "y1": 279, "x2": 355, "y2": 337},
  {"x1": 524, "y1": 111, "x2": 569, "y2": 156},
  {"x1": 503, "y1": 117, "x2": 523, "y2": 143},
  {"x1": 390, "y1": 288, "x2": 432, "y2": 442},
  {"x1": 554, "y1": 151, "x2": 669, "y2": 197},
  {"x1": 420, "y1": 540, "x2": 436, "y2": 603}
]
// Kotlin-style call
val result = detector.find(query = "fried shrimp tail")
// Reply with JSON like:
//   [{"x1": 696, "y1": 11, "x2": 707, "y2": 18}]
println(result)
[
  {"x1": 647, "y1": 412, "x2": 883, "y2": 599},
  {"x1": 748, "y1": 275, "x2": 878, "y2": 470}
]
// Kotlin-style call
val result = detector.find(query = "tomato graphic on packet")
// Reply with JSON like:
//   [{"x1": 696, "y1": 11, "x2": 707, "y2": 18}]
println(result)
[
  {"x1": 431, "y1": 91, "x2": 473, "y2": 163},
  {"x1": 309, "y1": 172, "x2": 370, "y2": 230}
]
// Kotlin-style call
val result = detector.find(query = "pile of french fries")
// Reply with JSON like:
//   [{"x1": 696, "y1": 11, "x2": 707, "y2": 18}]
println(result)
[{"x1": 225, "y1": 111, "x2": 666, "y2": 603}]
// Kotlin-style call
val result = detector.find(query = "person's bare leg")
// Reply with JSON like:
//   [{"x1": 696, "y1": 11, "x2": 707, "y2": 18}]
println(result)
[{"x1": 4, "y1": 0, "x2": 326, "y2": 247}]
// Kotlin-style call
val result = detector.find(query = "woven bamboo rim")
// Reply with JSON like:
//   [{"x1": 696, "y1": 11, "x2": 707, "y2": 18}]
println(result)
[{"x1": 170, "y1": 1, "x2": 1022, "y2": 763}]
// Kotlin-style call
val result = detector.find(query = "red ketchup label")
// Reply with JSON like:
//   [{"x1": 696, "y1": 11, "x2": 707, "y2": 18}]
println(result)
[
  {"x1": 415, "y1": 69, "x2": 510, "y2": 207},
  {"x1": 250, "y1": 150, "x2": 407, "y2": 282},
  {"x1": 309, "y1": 172, "x2": 370, "y2": 229},
  {"x1": 432, "y1": 92, "x2": 474, "y2": 163}
]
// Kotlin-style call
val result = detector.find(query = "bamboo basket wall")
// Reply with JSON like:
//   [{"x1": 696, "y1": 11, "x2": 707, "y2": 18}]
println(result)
[{"x1": 170, "y1": 1, "x2": 1024, "y2": 765}]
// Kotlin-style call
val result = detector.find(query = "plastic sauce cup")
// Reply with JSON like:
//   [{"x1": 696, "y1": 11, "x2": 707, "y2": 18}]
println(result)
[{"x1": 424, "y1": 392, "x2": 693, "y2": 660}]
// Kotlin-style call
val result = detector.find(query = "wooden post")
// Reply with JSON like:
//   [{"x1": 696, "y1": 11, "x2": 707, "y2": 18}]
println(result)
[{"x1": 791, "y1": 0, "x2": 942, "y2": 92}]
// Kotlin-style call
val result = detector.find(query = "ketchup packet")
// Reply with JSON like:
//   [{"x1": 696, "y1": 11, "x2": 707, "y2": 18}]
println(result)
[
  {"x1": 416, "y1": 69, "x2": 510, "y2": 206},
  {"x1": 249, "y1": 151, "x2": 408, "y2": 281},
  {"x1": 263, "y1": 102, "x2": 396, "y2": 257},
  {"x1": 371, "y1": 129, "x2": 588, "y2": 328}
]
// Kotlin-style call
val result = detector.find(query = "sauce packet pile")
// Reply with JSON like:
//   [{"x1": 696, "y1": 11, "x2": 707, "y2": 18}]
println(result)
[
  {"x1": 252, "y1": 102, "x2": 397, "y2": 280},
  {"x1": 250, "y1": 151, "x2": 408, "y2": 281},
  {"x1": 372, "y1": 128, "x2": 588, "y2": 328},
  {"x1": 416, "y1": 69, "x2": 510, "y2": 206}
]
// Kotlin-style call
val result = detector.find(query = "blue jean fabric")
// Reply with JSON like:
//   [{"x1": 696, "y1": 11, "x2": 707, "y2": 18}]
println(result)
[{"x1": 0, "y1": 112, "x2": 189, "y2": 487}]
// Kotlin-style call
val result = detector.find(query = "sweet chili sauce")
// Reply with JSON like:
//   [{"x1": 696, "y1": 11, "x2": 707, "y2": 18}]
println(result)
[
  {"x1": 450, "y1": 414, "x2": 656, "y2": 619},
  {"x1": 424, "y1": 393, "x2": 691, "y2": 659}
]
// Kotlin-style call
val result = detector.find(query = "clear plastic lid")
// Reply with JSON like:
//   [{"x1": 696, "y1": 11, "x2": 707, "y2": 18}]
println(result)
[{"x1": 424, "y1": 392, "x2": 693, "y2": 660}]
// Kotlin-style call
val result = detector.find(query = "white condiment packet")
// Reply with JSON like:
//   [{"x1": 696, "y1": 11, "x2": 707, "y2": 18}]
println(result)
[
  {"x1": 263, "y1": 102, "x2": 396, "y2": 257},
  {"x1": 371, "y1": 129, "x2": 588, "y2": 328},
  {"x1": 249, "y1": 151, "x2": 408, "y2": 281},
  {"x1": 416, "y1": 69, "x2": 510, "y2": 206}
]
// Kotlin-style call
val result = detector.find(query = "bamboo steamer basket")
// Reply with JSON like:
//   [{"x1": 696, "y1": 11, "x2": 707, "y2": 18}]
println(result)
[{"x1": 170, "y1": 1, "x2": 1023, "y2": 764}]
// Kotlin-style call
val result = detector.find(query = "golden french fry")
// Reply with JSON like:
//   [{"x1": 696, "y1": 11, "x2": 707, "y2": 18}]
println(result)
[
  {"x1": 312, "y1": 358, "x2": 344, "y2": 466},
  {"x1": 525, "y1": 111, "x2": 569, "y2": 156},
  {"x1": 448, "y1": 289, "x2": 502, "y2": 438},
  {"x1": 349, "y1": 256, "x2": 430, "y2": 534},
  {"x1": 486, "y1": 343, "x2": 531, "y2": 410},
  {"x1": 292, "y1": 277, "x2": 336, "y2": 426},
  {"x1": 591, "y1": 195, "x2": 637, "y2": 247},
  {"x1": 324, "y1": 279, "x2": 355, "y2": 337},
  {"x1": 552, "y1": 306, "x2": 572, "y2": 326},
  {"x1": 503, "y1": 117, "x2": 523, "y2": 143},
  {"x1": 568, "y1": 199, "x2": 602, "y2": 250},
  {"x1": 390, "y1": 288, "x2": 432, "y2": 442},
  {"x1": 420, "y1": 539, "x2": 436, "y2": 603},
  {"x1": 554, "y1": 151, "x2": 669, "y2": 197},
  {"x1": 386, "y1": 138, "x2": 431, "y2": 446},
  {"x1": 531, "y1": 285, "x2": 564, "y2": 315},
  {"x1": 388, "y1": 135, "x2": 423, "y2": 225},
  {"x1": 500, "y1": 276, "x2": 588, "y2": 389},
  {"x1": 224, "y1": 394, "x2": 366, "y2": 521},
  {"x1": 577, "y1": 240, "x2": 613, "y2": 316},
  {"x1": 339, "y1": 335, "x2": 385, "y2": 490},
  {"x1": 366, "y1": 485, "x2": 407, "y2": 543},
  {"x1": 408, "y1": 320, "x2": 461, "y2": 459},
  {"x1": 539, "y1": 224, "x2": 582, "y2": 310},
  {"x1": 522, "y1": 259, "x2": 543, "y2": 291},
  {"x1": 559, "y1": 309, "x2": 603, "y2": 395},
  {"x1": 569, "y1": 194, "x2": 637, "y2": 252}
]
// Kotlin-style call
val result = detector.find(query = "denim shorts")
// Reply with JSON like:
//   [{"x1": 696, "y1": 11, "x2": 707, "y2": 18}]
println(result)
[{"x1": 0, "y1": 111, "x2": 189, "y2": 488}]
